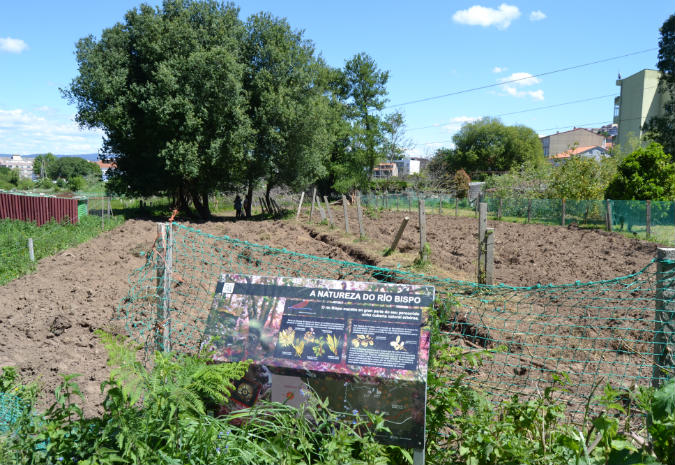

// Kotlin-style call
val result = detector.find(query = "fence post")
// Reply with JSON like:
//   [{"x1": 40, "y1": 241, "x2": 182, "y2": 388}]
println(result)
[
  {"x1": 418, "y1": 197, "x2": 428, "y2": 262},
  {"x1": 438, "y1": 195, "x2": 442, "y2": 215},
  {"x1": 156, "y1": 223, "x2": 172, "y2": 352},
  {"x1": 526, "y1": 199, "x2": 532, "y2": 224},
  {"x1": 385, "y1": 216, "x2": 409, "y2": 256},
  {"x1": 28, "y1": 238, "x2": 34, "y2": 262},
  {"x1": 646, "y1": 200, "x2": 652, "y2": 238},
  {"x1": 107, "y1": 197, "x2": 112, "y2": 218},
  {"x1": 497, "y1": 198, "x2": 503, "y2": 220},
  {"x1": 324, "y1": 196, "x2": 335, "y2": 227},
  {"x1": 296, "y1": 192, "x2": 305, "y2": 220},
  {"x1": 654, "y1": 247, "x2": 675, "y2": 388},
  {"x1": 455, "y1": 197, "x2": 458, "y2": 217},
  {"x1": 477, "y1": 202, "x2": 487, "y2": 283},
  {"x1": 342, "y1": 195, "x2": 350, "y2": 234},
  {"x1": 309, "y1": 188, "x2": 317, "y2": 222},
  {"x1": 317, "y1": 196, "x2": 327, "y2": 221},
  {"x1": 561, "y1": 198, "x2": 566, "y2": 226},
  {"x1": 356, "y1": 191, "x2": 365, "y2": 238},
  {"x1": 606, "y1": 199, "x2": 613, "y2": 232},
  {"x1": 408, "y1": 194, "x2": 411, "y2": 212},
  {"x1": 485, "y1": 228, "x2": 494, "y2": 285}
]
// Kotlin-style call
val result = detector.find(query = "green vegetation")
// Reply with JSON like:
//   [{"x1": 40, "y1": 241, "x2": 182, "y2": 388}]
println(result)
[
  {"x1": 643, "y1": 14, "x2": 675, "y2": 157},
  {"x1": 606, "y1": 142, "x2": 675, "y2": 200},
  {"x1": 0, "y1": 215, "x2": 123, "y2": 285},
  {"x1": 63, "y1": 1, "x2": 408, "y2": 218},
  {"x1": 0, "y1": 166, "x2": 33, "y2": 191},
  {"x1": 0, "y1": 332, "x2": 409, "y2": 464},
  {"x1": 431, "y1": 117, "x2": 545, "y2": 179},
  {"x1": 2, "y1": 325, "x2": 673, "y2": 464}
]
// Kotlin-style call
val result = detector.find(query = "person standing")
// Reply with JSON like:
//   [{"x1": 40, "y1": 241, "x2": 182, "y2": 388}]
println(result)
[{"x1": 234, "y1": 194, "x2": 242, "y2": 219}]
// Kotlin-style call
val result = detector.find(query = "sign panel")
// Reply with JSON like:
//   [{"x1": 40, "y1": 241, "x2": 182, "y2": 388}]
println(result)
[{"x1": 203, "y1": 274, "x2": 434, "y2": 448}]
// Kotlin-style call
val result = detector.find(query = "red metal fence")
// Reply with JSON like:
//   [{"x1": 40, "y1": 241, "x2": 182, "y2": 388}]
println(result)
[{"x1": 0, "y1": 193, "x2": 79, "y2": 226}]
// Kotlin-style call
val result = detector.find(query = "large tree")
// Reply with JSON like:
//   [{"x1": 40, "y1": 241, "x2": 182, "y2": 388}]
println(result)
[
  {"x1": 438, "y1": 117, "x2": 544, "y2": 176},
  {"x1": 329, "y1": 53, "x2": 391, "y2": 193},
  {"x1": 63, "y1": 0, "x2": 251, "y2": 218},
  {"x1": 32, "y1": 153, "x2": 57, "y2": 179},
  {"x1": 643, "y1": 14, "x2": 675, "y2": 156},
  {"x1": 240, "y1": 13, "x2": 336, "y2": 215},
  {"x1": 48, "y1": 157, "x2": 101, "y2": 181}
]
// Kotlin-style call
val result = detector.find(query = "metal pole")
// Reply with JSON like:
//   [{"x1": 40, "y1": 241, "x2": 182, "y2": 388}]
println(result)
[{"x1": 654, "y1": 247, "x2": 675, "y2": 388}]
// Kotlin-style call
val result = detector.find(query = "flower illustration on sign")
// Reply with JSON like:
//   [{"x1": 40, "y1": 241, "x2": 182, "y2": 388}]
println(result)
[
  {"x1": 390, "y1": 335, "x2": 406, "y2": 351},
  {"x1": 351, "y1": 334, "x2": 374, "y2": 348},
  {"x1": 326, "y1": 334, "x2": 340, "y2": 355},
  {"x1": 278, "y1": 328, "x2": 295, "y2": 347}
]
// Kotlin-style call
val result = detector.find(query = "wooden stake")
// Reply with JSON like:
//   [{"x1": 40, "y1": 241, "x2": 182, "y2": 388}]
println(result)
[
  {"x1": 342, "y1": 195, "x2": 350, "y2": 234},
  {"x1": 485, "y1": 228, "x2": 494, "y2": 285},
  {"x1": 356, "y1": 191, "x2": 365, "y2": 238},
  {"x1": 497, "y1": 198, "x2": 503, "y2": 220},
  {"x1": 156, "y1": 223, "x2": 172, "y2": 352},
  {"x1": 324, "y1": 196, "x2": 335, "y2": 227},
  {"x1": 527, "y1": 199, "x2": 532, "y2": 223},
  {"x1": 28, "y1": 238, "x2": 34, "y2": 262},
  {"x1": 408, "y1": 194, "x2": 411, "y2": 212},
  {"x1": 296, "y1": 191, "x2": 305, "y2": 220},
  {"x1": 646, "y1": 200, "x2": 652, "y2": 237},
  {"x1": 438, "y1": 195, "x2": 442, "y2": 215},
  {"x1": 309, "y1": 188, "x2": 316, "y2": 222},
  {"x1": 561, "y1": 198, "x2": 566, "y2": 226},
  {"x1": 654, "y1": 247, "x2": 675, "y2": 388},
  {"x1": 386, "y1": 216, "x2": 409, "y2": 256},
  {"x1": 317, "y1": 195, "x2": 327, "y2": 221},
  {"x1": 455, "y1": 197, "x2": 458, "y2": 217},
  {"x1": 606, "y1": 199, "x2": 613, "y2": 232},
  {"x1": 418, "y1": 197, "x2": 428, "y2": 261}
]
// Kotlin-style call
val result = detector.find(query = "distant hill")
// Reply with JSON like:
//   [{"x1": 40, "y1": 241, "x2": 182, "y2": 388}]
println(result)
[{"x1": 0, "y1": 153, "x2": 99, "y2": 161}]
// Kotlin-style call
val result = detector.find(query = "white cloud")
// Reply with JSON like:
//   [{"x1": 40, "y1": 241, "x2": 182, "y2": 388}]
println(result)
[
  {"x1": 529, "y1": 10, "x2": 546, "y2": 21},
  {"x1": 498, "y1": 72, "x2": 544, "y2": 100},
  {"x1": 502, "y1": 85, "x2": 544, "y2": 100},
  {"x1": 0, "y1": 108, "x2": 102, "y2": 154},
  {"x1": 492, "y1": 66, "x2": 507, "y2": 73},
  {"x1": 0, "y1": 37, "x2": 28, "y2": 54},
  {"x1": 498, "y1": 72, "x2": 541, "y2": 87},
  {"x1": 452, "y1": 4, "x2": 521, "y2": 30}
]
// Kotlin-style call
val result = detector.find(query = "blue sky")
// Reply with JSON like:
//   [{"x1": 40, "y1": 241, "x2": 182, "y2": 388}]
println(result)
[{"x1": 0, "y1": 1, "x2": 672, "y2": 156}]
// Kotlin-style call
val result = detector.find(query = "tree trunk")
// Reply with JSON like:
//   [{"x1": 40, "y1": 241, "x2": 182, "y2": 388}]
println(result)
[
  {"x1": 265, "y1": 181, "x2": 273, "y2": 208},
  {"x1": 190, "y1": 189, "x2": 211, "y2": 219},
  {"x1": 245, "y1": 180, "x2": 254, "y2": 218}
]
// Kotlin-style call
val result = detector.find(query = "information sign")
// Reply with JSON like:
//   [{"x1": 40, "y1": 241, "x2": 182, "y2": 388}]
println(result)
[{"x1": 203, "y1": 274, "x2": 434, "y2": 449}]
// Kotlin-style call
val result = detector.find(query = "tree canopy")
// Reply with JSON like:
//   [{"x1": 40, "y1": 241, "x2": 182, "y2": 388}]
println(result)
[
  {"x1": 643, "y1": 14, "x2": 675, "y2": 156},
  {"x1": 64, "y1": 1, "x2": 254, "y2": 217},
  {"x1": 63, "y1": 1, "x2": 400, "y2": 216},
  {"x1": 47, "y1": 157, "x2": 101, "y2": 181},
  {"x1": 605, "y1": 142, "x2": 675, "y2": 200},
  {"x1": 434, "y1": 118, "x2": 544, "y2": 177}
]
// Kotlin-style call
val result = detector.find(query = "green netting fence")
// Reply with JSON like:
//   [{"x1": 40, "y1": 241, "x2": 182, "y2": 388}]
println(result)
[
  {"x1": 116, "y1": 222, "x2": 675, "y2": 420},
  {"x1": 360, "y1": 192, "x2": 675, "y2": 245}
]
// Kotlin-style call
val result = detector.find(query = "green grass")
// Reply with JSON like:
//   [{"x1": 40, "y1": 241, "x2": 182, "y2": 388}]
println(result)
[{"x1": 0, "y1": 215, "x2": 124, "y2": 286}]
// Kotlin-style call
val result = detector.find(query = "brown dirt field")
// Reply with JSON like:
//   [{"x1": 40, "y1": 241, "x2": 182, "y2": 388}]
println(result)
[{"x1": 0, "y1": 208, "x2": 660, "y2": 415}]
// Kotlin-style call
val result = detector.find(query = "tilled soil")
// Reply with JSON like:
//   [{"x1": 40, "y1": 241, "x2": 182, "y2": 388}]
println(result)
[{"x1": 0, "y1": 210, "x2": 659, "y2": 415}]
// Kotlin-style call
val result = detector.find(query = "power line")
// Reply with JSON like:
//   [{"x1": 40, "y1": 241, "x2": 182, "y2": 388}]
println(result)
[
  {"x1": 386, "y1": 47, "x2": 656, "y2": 109},
  {"x1": 407, "y1": 93, "x2": 618, "y2": 131},
  {"x1": 410, "y1": 114, "x2": 650, "y2": 147}
]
